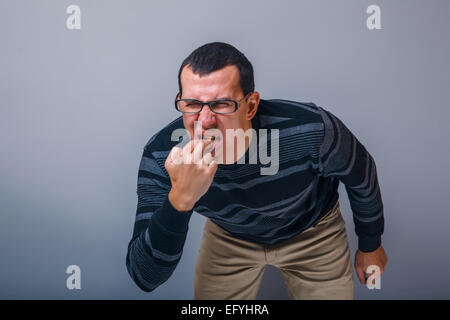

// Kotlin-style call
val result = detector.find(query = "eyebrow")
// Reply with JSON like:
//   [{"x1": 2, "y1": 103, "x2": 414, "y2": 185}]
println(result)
[{"x1": 214, "y1": 96, "x2": 232, "y2": 100}]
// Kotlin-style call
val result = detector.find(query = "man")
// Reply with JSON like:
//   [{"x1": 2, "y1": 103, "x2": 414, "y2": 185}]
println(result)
[{"x1": 126, "y1": 42, "x2": 387, "y2": 299}]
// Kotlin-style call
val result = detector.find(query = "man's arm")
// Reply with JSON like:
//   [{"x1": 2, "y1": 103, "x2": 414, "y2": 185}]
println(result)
[
  {"x1": 125, "y1": 147, "x2": 193, "y2": 292},
  {"x1": 317, "y1": 107, "x2": 387, "y2": 284},
  {"x1": 317, "y1": 107, "x2": 384, "y2": 253}
]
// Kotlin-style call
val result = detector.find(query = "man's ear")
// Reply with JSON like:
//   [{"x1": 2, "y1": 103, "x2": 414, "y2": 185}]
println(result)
[{"x1": 246, "y1": 92, "x2": 260, "y2": 120}]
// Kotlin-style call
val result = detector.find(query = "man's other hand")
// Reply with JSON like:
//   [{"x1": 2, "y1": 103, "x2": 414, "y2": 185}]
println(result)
[{"x1": 354, "y1": 245, "x2": 388, "y2": 285}]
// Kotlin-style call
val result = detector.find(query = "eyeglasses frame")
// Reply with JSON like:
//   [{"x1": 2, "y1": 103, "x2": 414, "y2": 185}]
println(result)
[{"x1": 174, "y1": 92, "x2": 252, "y2": 114}]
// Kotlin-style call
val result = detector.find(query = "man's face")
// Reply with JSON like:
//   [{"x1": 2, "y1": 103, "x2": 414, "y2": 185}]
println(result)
[{"x1": 178, "y1": 64, "x2": 259, "y2": 163}]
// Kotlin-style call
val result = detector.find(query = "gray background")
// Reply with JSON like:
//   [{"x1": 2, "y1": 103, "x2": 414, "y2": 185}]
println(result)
[{"x1": 1, "y1": 0, "x2": 449, "y2": 299}]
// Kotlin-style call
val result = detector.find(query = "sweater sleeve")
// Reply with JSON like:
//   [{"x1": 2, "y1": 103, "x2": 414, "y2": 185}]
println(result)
[
  {"x1": 317, "y1": 107, "x2": 384, "y2": 253},
  {"x1": 126, "y1": 146, "x2": 193, "y2": 292}
]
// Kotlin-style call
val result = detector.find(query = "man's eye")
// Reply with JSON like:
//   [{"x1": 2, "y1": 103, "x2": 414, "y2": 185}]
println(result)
[{"x1": 212, "y1": 102, "x2": 232, "y2": 107}]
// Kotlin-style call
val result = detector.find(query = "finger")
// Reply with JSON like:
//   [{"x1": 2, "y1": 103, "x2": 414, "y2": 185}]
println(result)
[
  {"x1": 170, "y1": 146, "x2": 182, "y2": 161},
  {"x1": 173, "y1": 147, "x2": 184, "y2": 165},
  {"x1": 356, "y1": 268, "x2": 366, "y2": 285},
  {"x1": 182, "y1": 140, "x2": 194, "y2": 155},
  {"x1": 203, "y1": 140, "x2": 216, "y2": 156},
  {"x1": 182, "y1": 142, "x2": 194, "y2": 164},
  {"x1": 364, "y1": 268, "x2": 377, "y2": 285},
  {"x1": 193, "y1": 140, "x2": 205, "y2": 164},
  {"x1": 364, "y1": 272, "x2": 370, "y2": 283},
  {"x1": 193, "y1": 122, "x2": 204, "y2": 141},
  {"x1": 202, "y1": 152, "x2": 213, "y2": 166},
  {"x1": 167, "y1": 146, "x2": 182, "y2": 165},
  {"x1": 182, "y1": 139, "x2": 198, "y2": 155},
  {"x1": 185, "y1": 139, "x2": 204, "y2": 164},
  {"x1": 202, "y1": 138, "x2": 215, "y2": 153},
  {"x1": 168, "y1": 145, "x2": 180, "y2": 158},
  {"x1": 194, "y1": 139, "x2": 215, "y2": 163},
  {"x1": 207, "y1": 159, "x2": 218, "y2": 173},
  {"x1": 365, "y1": 269, "x2": 379, "y2": 287}
]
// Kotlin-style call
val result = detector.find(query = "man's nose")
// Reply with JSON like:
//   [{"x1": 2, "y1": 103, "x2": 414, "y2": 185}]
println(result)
[{"x1": 197, "y1": 104, "x2": 216, "y2": 128}]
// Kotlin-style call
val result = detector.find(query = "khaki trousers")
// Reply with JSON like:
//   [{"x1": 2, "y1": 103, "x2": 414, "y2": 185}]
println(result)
[{"x1": 193, "y1": 201, "x2": 354, "y2": 300}]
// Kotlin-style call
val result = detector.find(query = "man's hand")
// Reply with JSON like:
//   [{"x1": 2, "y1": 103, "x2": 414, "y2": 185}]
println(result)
[
  {"x1": 354, "y1": 245, "x2": 388, "y2": 285},
  {"x1": 165, "y1": 138, "x2": 218, "y2": 212}
]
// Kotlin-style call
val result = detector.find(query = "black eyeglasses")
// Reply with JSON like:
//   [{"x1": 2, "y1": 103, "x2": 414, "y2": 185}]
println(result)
[{"x1": 175, "y1": 92, "x2": 252, "y2": 114}]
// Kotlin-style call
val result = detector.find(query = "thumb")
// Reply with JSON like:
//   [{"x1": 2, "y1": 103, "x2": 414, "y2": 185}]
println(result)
[{"x1": 356, "y1": 267, "x2": 366, "y2": 285}]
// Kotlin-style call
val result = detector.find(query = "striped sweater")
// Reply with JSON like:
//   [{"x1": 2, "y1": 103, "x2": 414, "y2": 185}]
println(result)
[{"x1": 126, "y1": 98, "x2": 384, "y2": 292}]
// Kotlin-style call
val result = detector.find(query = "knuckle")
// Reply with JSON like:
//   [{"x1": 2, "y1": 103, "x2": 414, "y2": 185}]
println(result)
[{"x1": 164, "y1": 158, "x2": 171, "y2": 168}]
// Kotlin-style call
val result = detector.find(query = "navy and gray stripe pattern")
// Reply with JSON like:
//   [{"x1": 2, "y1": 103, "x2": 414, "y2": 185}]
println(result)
[{"x1": 126, "y1": 98, "x2": 384, "y2": 292}]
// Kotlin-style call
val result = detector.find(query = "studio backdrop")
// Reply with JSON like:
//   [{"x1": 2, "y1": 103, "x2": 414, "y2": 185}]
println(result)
[{"x1": 1, "y1": 0, "x2": 449, "y2": 299}]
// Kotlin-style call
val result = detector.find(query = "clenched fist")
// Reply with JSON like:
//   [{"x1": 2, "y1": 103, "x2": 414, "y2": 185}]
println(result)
[{"x1": 165, "y1": 139, "x2": 218, "y2": 212}]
